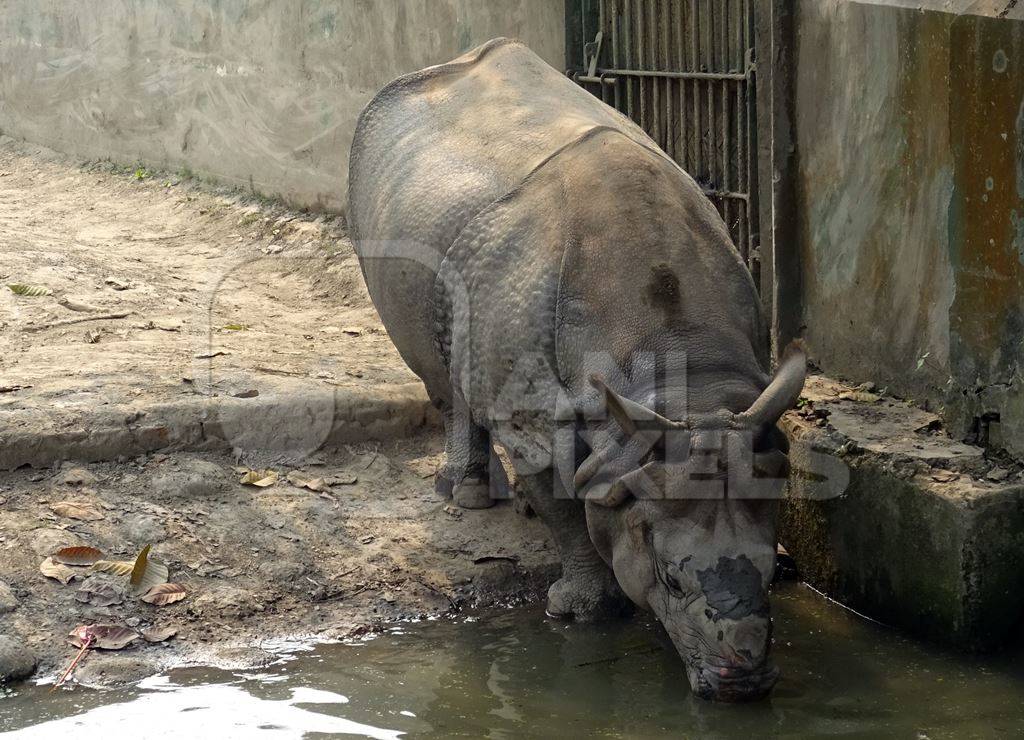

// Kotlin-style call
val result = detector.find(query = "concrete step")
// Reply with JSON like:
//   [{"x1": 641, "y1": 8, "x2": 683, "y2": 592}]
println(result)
[{"x1": 780, "y1": 375, "x2": 1024, "y2": 651}]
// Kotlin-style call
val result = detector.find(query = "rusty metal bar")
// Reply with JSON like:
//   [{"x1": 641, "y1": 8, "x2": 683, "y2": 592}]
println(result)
[{"x1": 577, "y1": 68, "x2": 748, "y2": 81}]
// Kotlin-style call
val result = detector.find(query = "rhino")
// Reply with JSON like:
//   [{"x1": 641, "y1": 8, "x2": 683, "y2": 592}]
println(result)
[{"x1": 348, "y1": 38, "x2": 805, "y2": 702}]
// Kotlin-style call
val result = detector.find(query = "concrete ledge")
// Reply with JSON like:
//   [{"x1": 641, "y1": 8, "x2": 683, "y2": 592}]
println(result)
[
  {"x1": 780, "y1": 376, "x2": 1024, "y2": 651},
  {"x1": 0, "y1": 380, "x2": 438, "y2": 470}
]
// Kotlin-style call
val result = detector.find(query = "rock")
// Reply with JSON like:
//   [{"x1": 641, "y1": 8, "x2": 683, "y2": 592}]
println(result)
[
  {"x1": 258, "y1": 560, "x2": 307, "y2": 582},
  {"x1": 0, "y1": 635, "x2": 37, "y2": 683},
  {"x1": 0, "y1": 582, "x2": 18, "y2": 614},
  {"x1": 148, "y1": 459, "x2": 225, "y2": 502},
  {"x1": 75, "y1": 654, "x2": 153, "y2": 687},
  {"x1": 121, "y1": 513, "x2": 167, "y2": 544},
  {"x1": 59, "y1": 466, "x2": 98, "y2": 486},
  {"x1": 29, "y1": 528, "x2": 81, "y2": 557},
  {"x1": 986, "y1": 467, "x2": 1010, "y2": 482}
]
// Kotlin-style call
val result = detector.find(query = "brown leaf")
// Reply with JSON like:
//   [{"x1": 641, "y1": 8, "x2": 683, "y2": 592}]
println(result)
[
  {"x1": 129, "y1": 545, "x2": 169, "y2": 596},
  {"x1": 91, "y1": 560, "x2": 135, "y2": 577},
  {"x1": 142, "y1": 626, "x2": 178, "y2": 643},
  {"x1": 50, "y1": 501, "x2": 104, "y2": 521},
  {"x1": 68, "y1": 624, "x2": 139, "y2": 650},
  {"x1": 40, "y1": 557, "x2": 76, "y2": 585},
  {"x1": 52, "y1": 546, "x2": 103, "y2": 566},
  {"x1": 141, "y1": 583, "x2": 187, "y2": 606},
  {"x1": 240, "y1": 469, "x2": 279, "y2": 487}
]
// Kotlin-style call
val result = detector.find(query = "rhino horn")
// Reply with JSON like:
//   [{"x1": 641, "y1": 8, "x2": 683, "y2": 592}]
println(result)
[
  {"x1": 737, "y1": 341, "x2": 807, "y2": 429},
  {"x1": 589, "y1": 374, "x2": 683, "y2": 436}
]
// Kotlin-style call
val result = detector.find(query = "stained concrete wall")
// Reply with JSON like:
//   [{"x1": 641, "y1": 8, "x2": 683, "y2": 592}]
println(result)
[
  {"x1": 794, "y1": 0, "x2": 1024, "y2": 458},
  {"x1": 0, "y1": 1, "x2": 565, "y2": 212}
]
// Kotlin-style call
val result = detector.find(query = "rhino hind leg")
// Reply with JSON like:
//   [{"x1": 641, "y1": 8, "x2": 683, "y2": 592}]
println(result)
[
  {"x1": 435, "y1": 399, "x2": 507, "y2": 509},
  {"x1": 516, "y1": 470, "x2": 632, "y2": 622}
]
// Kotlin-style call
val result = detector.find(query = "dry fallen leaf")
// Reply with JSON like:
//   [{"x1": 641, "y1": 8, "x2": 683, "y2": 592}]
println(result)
[
  {"x1": 51, "y1": 501, "x2": 104, "y2": 521},
  {"x1": 240, "y1": 469, "x2": 279, "y2": 487},
  {"x1": 52, "y1": 546, "x2": 104, "y2": 566},
  {"x1": 142, "y1": 626, "x2": 178, "y2": 643},
  {"x1": 286, "y1": 471, "x2": 327, "y2": 492},
  {"x1": 40, "y1": 557, "x2": 76, "y2": 585},
  {"x1": 326, "y1": 474, "x2": 358, "y2": 486},
  {"x1": 68, "y1": 625, "x2": 139, "y2": 650},
  {"x1": 838, "y1": 391, "x2": 881, "y2": 404},
  {"x1": 75, "y1": 579, "x2": 125, "y2": 607},
  {"x1": 129, "y1": 545, "x2": 170, "y2": 596},
  {"x1": 91, "y1": 559, "x2": 135, "y2": 577},
  {"x1": 141, "y1": 583, "x2": 188, "y2": 606}
]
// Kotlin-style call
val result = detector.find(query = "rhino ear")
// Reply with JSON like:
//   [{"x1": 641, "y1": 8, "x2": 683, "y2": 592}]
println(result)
[
  {"x1": 589, "y1": 375, "x2": 679, "y2": 436},
  {"x1": 738, "y1": 341, "x2": 807, "y2": 428}
]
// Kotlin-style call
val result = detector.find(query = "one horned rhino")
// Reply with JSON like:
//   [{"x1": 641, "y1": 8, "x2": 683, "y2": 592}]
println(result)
[{"x1": 348, "y1": 39, "x2": 804, "y2": 702}]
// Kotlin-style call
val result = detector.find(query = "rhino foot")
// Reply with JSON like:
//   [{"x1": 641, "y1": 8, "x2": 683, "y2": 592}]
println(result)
[
  {"x1": 546, "y1": 572, "x2": 633, "y2": 622},
  {"x1": 452, "y1": 477, "x2": 495, "y2": 509}
]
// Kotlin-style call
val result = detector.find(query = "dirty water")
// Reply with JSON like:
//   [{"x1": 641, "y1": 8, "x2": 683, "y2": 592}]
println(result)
[{"x1": 2, "y1": 582, "x2": 1023, "y2": 738}]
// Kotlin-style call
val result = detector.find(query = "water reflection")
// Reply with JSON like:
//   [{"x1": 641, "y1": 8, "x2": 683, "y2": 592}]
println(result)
[{"x1": 2, "y1": 582, "x2": 1023, "y2": 738}]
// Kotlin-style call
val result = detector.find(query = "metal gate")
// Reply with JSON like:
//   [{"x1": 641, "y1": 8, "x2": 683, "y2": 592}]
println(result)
[{"x1": 569, "y1": 0, "x2": 761, "y2": 282}]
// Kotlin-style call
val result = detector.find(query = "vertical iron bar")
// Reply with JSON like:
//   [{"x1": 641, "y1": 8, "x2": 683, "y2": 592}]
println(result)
[
  {"x1": 691, "y1": 0, "x2": 701, "y2": 183},
  {"x1": 624, "y1": 0, "x2": 634, "y2": 122}
]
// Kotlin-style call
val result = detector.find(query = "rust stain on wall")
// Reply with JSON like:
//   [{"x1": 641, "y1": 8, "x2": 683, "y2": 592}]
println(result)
[{"x1": 948, "y1": 16, "x2": 1024, "y2": 385}]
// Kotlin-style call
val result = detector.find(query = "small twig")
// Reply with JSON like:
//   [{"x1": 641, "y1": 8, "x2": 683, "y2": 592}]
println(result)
[
  {"x1": 26, "y1": 312, "x2": 130, "y2": 332},
  {"x1": 574, "y1": 645, "x2": 662, "y2": 668},
  {"x1": 128, "y1": 233, "x2": 186, "y2": 242},
  {"x1": 52, "y1": 635, "x2": 94, "y2": 690}
]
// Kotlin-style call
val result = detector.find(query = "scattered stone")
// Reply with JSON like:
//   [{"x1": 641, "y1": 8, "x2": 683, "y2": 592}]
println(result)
[
  {"x1": 258, "y1": 560, "x2": 307, "y2": 582},
  {"x1": 121, "y1": 513, "x2": 167, "y2": 544},
  {"x1": 0, "y1": 582, "x2": 18, "y2": 614},
  {"x1": 30, "y1": 528, "x2": 81, "y2": 557},
  {"x1": 104, "y1": 276, "x2": 131, "y2": 291},
  {"x1": 0, "y1": 635, "x2": 36, "y2": 683},
  {"x1": 59, "y1": 467, "x2": 98, "y2": 486},
  {"x1": 75, "y1": 654, "x2": 153, "y2": 687},
  {"x1": 986, "y1": 467, "x2": 1010, "y2": 482}
]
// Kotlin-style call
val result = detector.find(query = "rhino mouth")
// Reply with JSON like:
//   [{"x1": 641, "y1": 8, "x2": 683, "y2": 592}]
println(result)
[{"x1": 687, "y1": 659, "x2": 780, "y2": 703}]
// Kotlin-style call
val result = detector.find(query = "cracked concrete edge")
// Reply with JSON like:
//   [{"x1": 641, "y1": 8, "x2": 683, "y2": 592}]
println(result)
[
  {"x1": 0, "y1": 382, "x2": 441, "y2": 470},
  {"x1": 780, "y1": 410, "x2": 1024, "y2": 651}
]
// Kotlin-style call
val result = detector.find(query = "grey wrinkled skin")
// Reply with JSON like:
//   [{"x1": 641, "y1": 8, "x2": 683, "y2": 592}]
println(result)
[{"x1": 348, "y1": 38, "x2": 804, "y2": 702}]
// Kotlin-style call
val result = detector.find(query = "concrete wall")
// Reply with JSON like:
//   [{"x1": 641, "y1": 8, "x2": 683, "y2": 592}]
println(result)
[
  {"x1": 793, "y1": 0, "x2": 1024, "y2": 457},
  {"x1": 0, "y1": 1, "x2": 565, "y2": 211}
]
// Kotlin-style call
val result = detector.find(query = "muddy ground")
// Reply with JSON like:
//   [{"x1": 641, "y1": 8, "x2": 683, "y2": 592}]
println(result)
[{"x1": 0, "y1": 137, "x2": 557, "y2": 687}]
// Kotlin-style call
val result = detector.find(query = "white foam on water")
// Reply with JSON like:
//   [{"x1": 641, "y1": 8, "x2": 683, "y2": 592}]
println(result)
[{"x1": 4, "y1": 682, "x2": 399, "y2": 739}]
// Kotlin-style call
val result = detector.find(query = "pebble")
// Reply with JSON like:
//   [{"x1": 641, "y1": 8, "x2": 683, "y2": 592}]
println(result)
[
  {"x1": 0, "y1": 635, "x2": 36, "y2": 683},
  {"x1": 0, "y1": 582, "x2": 17, "y2": 614}
]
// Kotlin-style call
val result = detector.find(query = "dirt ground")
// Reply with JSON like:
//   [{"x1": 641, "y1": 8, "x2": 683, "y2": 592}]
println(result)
[{"x1": 0, "y1": 137, "x2": 557, "y2": 686}]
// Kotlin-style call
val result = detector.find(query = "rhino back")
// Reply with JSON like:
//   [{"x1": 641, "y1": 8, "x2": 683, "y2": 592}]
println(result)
[
  {"x1": 438, "y1": 127, "x2": 769, "y2": 459},
  {"x1": 347, "y1": 38, "x2": 654, "y2": 400}
]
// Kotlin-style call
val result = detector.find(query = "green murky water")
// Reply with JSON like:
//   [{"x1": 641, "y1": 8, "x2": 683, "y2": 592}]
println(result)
[{"x1": 2, "y1": 582, "x2": 1023, "y2": 738}]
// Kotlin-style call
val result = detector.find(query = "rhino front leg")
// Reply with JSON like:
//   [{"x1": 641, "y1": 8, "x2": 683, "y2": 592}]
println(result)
[
  {"x1": 435, "y1": 399, "x2": 508, "y2": 509},
  {"x1": 517, "y1": 469, "x2": 632, "y2": 621}
]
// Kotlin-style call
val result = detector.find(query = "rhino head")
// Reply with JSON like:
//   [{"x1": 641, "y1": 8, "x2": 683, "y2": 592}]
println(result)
[{"x1": 578, "y1": 345, "x2": 805, "y2": 702}]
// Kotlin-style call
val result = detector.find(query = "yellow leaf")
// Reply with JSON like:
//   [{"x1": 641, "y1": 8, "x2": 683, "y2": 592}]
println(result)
[
  {"x1": 91, "y1": 560, "x2": 134, "y2": 577},
  {"x1": 129, "y1": 545, "x2": 169, "y2": 596},
  {"x1": 240, "y1": 469, "x2": 278, "y2": 487}
]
